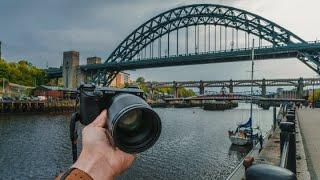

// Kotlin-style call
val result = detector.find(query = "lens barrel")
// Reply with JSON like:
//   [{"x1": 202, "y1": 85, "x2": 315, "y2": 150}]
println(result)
[{"x1": 107, "y1": 94, "x2": 161, "y2": 153}]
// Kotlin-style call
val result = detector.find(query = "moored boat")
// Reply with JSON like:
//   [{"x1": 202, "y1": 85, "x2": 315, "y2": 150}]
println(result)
[{"x1": 228, "y1": 40, "x2": 261, "y2": 146}]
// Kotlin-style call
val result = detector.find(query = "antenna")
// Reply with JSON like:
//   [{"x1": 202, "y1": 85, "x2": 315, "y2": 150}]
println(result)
[
  {"x1": 0, "y1": 41, "x2": 2, "y2": 59},
  {"x1": 250, "y1": 39, "x2": 255, "y2": 121}
]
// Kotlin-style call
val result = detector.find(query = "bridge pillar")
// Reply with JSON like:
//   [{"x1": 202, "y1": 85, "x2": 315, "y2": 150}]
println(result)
[
  {"x1": 199, "y1": 80, "x2": 205, "y2": 95},
  {"x1": 297, "y1": 77, "x2": 304, "y2": 98},
  {"x1": 62, "y1": 51, "x2": 80, "y2": 89},
  {"x1": 229, "y1": 79, "x2": 234, "y2": 93},
  {"x1": 261, "y1": 78, "x2": 267, "y2": 97},
  {"x1": 173, "y1": 81, "x2": 179, "y2": 98}
]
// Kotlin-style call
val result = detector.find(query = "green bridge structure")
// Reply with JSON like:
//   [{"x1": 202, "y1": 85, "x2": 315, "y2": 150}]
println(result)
[
  {"x1": 46, "y1": 4, "x2": 320, "y2": 86},
  {"x1": 146, "y1": 77, "x2": 320, "y2": 98}
]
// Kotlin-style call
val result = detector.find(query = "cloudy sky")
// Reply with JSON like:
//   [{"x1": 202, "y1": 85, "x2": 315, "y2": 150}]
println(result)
[{"x1": 0, "y1": 0, "x2": 320, "y2": 82}]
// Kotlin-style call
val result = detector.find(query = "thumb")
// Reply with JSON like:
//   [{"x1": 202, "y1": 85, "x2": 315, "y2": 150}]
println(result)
[{"x1": 89, "y1": 109, "x2": 108, "y2": 128}]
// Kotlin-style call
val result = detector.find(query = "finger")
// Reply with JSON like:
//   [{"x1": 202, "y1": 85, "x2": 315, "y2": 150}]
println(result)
[
  {"x1": 90, "y1": 109, "x2": 108, "y2": 127},
  {"x1": 105, "y1": 128, "x2": 115, "y2": 147}
]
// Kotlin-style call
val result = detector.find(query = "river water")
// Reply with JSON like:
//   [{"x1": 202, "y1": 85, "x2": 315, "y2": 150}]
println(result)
[{"x1": 0, "y1": 103, "x2": 274, "y2": 179}]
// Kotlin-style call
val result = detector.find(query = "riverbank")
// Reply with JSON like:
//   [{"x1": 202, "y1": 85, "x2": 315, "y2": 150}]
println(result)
[{"x1": 0, "y1": 100, "x2": 75, "y2": 114}]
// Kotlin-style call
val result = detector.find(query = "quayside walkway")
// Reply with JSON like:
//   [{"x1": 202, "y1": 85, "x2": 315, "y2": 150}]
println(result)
[{"x1": 297, "y1": 109, "x2": 320, "y2": 180}]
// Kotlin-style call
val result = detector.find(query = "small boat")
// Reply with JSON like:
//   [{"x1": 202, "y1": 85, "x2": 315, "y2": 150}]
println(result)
[
  {"x1": 228, "y1": 118, "x2": 259, "y2": 146},
  {"x1": 228, "y1": 40, "x2": 261, "y2": 146}
]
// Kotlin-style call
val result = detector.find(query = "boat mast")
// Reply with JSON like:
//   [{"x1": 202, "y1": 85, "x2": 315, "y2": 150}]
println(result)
[{"x1": 250, "y1": 39, "x2": 255, "y2": 121}]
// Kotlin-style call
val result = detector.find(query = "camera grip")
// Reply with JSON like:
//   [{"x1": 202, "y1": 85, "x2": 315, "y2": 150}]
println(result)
[{"x1": 79, "y1": 93, "x2": 101, "y2": 125}]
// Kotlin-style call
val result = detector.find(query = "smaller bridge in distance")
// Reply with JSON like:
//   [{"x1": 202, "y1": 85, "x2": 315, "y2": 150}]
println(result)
[
  {"x1": 146, "y1": 77, "x2": 320, "y2": 98},
  {"x1": 163, "y1": 95, "x2": 306, "y2": 103}
]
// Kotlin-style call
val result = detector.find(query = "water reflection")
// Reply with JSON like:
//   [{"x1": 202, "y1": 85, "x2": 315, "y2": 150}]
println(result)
[
  {"x1": 0, "y1": 104, "x2": 274, "y2": 179},
  {"x1": 228, "y1": 144, "x2": 252, "y2": 161}
]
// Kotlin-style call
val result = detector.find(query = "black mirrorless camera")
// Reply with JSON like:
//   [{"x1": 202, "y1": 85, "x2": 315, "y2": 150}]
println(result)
[{"x1": 77, "y1": 84, "x2": 162, "y2": 154}]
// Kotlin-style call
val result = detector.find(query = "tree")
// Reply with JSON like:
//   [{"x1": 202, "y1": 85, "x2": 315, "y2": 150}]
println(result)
[
  {"x1": 0, "y1": 59, "x2": 48, "y2": 86},
  {"x1": 136, "y1": 77, "x2": 145, "y2": 84},
  {"x1": 309, "y1": 89, "x2": 320, "y2": 102}
]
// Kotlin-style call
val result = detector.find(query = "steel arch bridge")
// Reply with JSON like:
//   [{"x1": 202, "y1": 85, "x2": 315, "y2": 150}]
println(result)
[{"x1": 72, "y1": 4, "x2": 320, "y2": 85}]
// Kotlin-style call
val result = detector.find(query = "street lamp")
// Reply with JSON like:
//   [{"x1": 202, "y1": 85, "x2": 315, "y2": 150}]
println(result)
[
  {"x1": 313, "y1": 77, "x2": 315, "y2": 108},
  {"x1": 2, "y1": 77, "x2": 6, "y2": 95}
]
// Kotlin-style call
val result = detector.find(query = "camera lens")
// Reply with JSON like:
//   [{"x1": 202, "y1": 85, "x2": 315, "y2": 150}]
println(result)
[
  {"x1": 108, "y1": 94, "x2": 161, "y2": 154},
  {"x1": 118, "y1": 109, "x2": 143, "y2": 133}
]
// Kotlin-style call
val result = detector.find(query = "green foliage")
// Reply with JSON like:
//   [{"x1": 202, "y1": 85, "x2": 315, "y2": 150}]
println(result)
[
  {"x1": 155, "y1": 87, "x2": 172, "y2": 94},
  {"x1": 155, "y1": 86, "x2": 195, "y2": 97},
  {"x1": 178, "y1": 88, "x2": 196, "y2": 97},
  {"x1": 0, "y1": 59, "x2": 47, "y2": 86},
  {"x1": 135, "y1": 77, "x2": 148, "y2": 92},
  {"x1": 134, "y1": 76, "x2": 195, "y2": 97},
  {"x1": 308, "y1": 89, "x2": 320, "y2": 102},
  {"x1": 136, "y1": 77, "x2": 145, "y2": 84}
]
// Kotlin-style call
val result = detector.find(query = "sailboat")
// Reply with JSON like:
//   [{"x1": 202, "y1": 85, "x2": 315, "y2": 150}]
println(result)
[{"x1": 228, "y1": 40, "x2": 261, "y2": 146}]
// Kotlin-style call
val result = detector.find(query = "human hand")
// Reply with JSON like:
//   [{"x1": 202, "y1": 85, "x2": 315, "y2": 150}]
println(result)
[{"x1": 72, "y1": 110, "x2": 135, "y2": 180}]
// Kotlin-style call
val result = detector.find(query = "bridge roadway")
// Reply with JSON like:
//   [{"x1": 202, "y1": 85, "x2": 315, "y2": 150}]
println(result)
[
  {"x1": 163, "y1": 95, "x2": 306, "y2": 103},
  {"x1": 46, "y1": 42, "x2": 320, "y2": 79},
  {"x1": 80, "y1": 42, "x2": 320, "y2": 71}
]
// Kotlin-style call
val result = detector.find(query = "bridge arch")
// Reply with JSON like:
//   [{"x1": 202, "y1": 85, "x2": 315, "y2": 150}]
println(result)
[{"x1": 106, "y1": 4, "x2": 305, "y2": 64}]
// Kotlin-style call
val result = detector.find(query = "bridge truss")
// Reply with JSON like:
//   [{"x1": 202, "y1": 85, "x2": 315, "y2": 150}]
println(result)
[{"x1": 79, "y1": 4, "x2": 320, "y2": 85}]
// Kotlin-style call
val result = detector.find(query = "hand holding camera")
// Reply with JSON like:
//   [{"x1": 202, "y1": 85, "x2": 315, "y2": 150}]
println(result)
[
  {"x1": 78, "y1": 84, "x2": 162, "y2": 154},
  {"x1": 72, "y1": 110, "x2": 135, "y2": 180}
]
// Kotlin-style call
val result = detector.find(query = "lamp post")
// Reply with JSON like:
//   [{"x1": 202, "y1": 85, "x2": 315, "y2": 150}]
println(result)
[
  {"x1": 2, "y1": 77, "x2": 5, "y2": 95},
  {"x1": 313, "y1": 77, "x2": 315, "y2": 108},
  {"x1": 0, "y1": 41, "x2": 2, "y2": 60}
]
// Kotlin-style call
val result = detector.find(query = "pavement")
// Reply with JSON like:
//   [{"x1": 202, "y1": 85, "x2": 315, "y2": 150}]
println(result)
[{"x1": 297, "y1": 108, "x2": 320, "y2": 180}]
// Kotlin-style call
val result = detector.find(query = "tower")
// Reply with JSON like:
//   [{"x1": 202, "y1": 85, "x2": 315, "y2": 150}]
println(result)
[{"x1": 63, "y1": 51, "x2": 79, "y2": 89}]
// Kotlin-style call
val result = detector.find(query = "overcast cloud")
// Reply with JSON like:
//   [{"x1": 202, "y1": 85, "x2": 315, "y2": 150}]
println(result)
[{"x1": 0, "y1": 0, "x2": 319, "y2": 82}]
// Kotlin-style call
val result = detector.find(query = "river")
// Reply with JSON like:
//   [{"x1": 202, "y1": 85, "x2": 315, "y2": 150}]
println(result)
[{"x1": 0, "y1": 103, "x2": 274, "y2": 179}]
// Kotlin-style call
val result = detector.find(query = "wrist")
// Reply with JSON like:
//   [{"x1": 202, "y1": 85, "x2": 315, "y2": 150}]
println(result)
[{"x1": 72, "y1": 150, "x2": 115, "y2": 180}]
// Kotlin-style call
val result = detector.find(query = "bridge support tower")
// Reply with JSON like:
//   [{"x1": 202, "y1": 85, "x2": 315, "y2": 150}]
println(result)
[
  {"x1": 173, "y1": 81, "x2": 179, "y2": 98},
  {"x1": 297, "y1": 77, "x2": 304, "y2": 98},
  {"x1": 199, "y1": 80, "x2": 205, "y2": 95},
  {"x1": 229, "y1": 79, "x2": 234, "y2": 93},
  {"x1": 62, "y1": 51, "x2": 79, "y2": 89},
  {"x1": 261, "y1": 78, "x2": 267, "y2": 97}
]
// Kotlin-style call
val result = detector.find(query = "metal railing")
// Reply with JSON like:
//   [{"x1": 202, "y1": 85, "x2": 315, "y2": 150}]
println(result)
[
  {"x1": 132, "y1": 41, "x2": 320, "y2": 62},
  {"x1": 279, "y1": 107, "x2": 296, "y2": 174},
  {"x1": 280, "y1": 140, "x2": 289, "y2": 168},
  {"x1": 245, "y1": 104, "x2": 297, "y2": 180}
]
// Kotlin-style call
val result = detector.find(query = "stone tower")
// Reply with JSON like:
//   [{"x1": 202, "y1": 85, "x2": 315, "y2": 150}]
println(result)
[{"x1": 63, "y1": 51, "x2": 79, "y2": 89}]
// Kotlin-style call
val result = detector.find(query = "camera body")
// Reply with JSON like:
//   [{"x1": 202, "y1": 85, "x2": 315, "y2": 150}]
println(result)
[
  {"x1": 79, "y1": 84, "x2": 145, "y2": 125},
  {"x1": 78, "y1": 84, "x2": 161, "y2": 153}
]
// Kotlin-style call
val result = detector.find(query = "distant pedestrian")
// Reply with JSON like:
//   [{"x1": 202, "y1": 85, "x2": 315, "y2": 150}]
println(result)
[{"x1": 259, "y1": 134, "x2": 263, "y2": 150}]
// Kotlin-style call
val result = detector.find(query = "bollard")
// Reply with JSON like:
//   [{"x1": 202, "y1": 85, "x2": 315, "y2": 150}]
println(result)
[
  {"x1": 288, "y1": 128, "x2": 296, "y2": 174},
  {"x1": 246, "y1": 164, "x2": 296, "y2": 180},
  {"x1": 279, "y1": 122, "x2": 296, "y2": 174},
  {"x1": 280, "y1": 122, "x2": 294, "y2": 154},
  {"x1": 286, "y1": 114, "x2": 295, "y2": 123},
  {"x1": 287, "y1": 109, "x2": 295, "y2": 116},
  {"x1": 273, "y1": 107, "x2": 277, "y2": 131}
]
